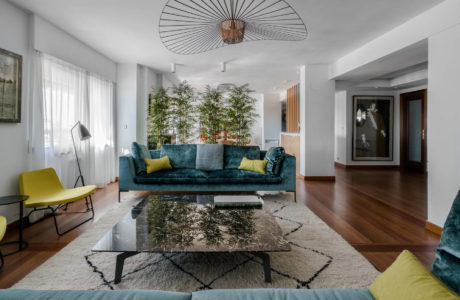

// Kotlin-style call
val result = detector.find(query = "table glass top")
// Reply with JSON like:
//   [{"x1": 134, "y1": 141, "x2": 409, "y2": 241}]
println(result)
[
  {"x1": 92, "y1": 195, "x2": 291, "y2": 253},
  {"x1": 0, "y1": 195, "x2": 29, "y2": 206}
]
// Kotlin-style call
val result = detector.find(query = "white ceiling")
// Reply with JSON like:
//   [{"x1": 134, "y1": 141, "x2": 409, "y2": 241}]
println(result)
[{"x1": 9, "y1": 0, "x2": 444, "y2": 92}]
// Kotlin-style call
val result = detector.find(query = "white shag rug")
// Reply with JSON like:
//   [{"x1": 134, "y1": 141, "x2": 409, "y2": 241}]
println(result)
[{"x1": 13, "y1": 193, "x2": 379, "y2": 291}]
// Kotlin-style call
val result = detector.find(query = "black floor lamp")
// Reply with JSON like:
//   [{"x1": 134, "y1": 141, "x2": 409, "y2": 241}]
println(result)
[{"x1": 71, "y1": 121, "x2": 92, "y2": 211}]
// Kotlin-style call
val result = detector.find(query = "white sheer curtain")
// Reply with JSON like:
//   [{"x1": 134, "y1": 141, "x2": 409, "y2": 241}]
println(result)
[{"x1": 36, "y1": 52, "x2": 116, "y2": 188}]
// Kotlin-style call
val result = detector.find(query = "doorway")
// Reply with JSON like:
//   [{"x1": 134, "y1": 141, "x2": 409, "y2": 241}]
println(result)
[{"x1": 400, "y1": 89, "x2": 427, "y2": 172}]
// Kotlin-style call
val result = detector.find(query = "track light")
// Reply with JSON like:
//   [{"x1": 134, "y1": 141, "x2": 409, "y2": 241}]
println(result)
[
  {"x1": 171, "y1": 63, "x2": 176, "y2": 73},
  {"x1": 220, "y1": 62, "x2": 226, "y2": 72}
]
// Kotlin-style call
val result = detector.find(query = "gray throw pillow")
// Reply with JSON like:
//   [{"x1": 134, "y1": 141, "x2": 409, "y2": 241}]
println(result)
[{"x1": 196, "y1": 144, "x2": 224, "y2": 171}]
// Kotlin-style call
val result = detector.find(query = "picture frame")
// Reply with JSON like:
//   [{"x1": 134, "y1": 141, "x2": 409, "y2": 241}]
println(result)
[
  {"x1": 352, "y1": 95, "x2": 394, "y2": 161},
  {"x1": 0, "y1": 48, "x2": 22, "y2": 123}
]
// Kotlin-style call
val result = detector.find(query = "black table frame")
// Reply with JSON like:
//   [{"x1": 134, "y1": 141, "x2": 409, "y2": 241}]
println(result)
[
  {"x1": 0, "y1": 197, "x2": 29, "y2": 257},
  {"x1": 113, "y1": 251, "x2": 273, "y2": 284}
]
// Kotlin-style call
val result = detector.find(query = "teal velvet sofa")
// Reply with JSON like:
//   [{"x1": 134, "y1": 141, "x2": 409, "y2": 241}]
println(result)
[
  {"x1": 118, "y1": 145, "x2": 297, "y2": 202},
  {"x1": 0, "y1": 288, "x2": 373, "y2": 300}
]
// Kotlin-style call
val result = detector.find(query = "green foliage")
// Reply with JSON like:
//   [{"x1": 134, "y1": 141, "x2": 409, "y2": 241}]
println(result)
[
  {"x1": 147, "y1": 88, "x2": 171, "y2": 149},
  {"x1": 226, "y1": 84, "x2": 258, "y2": 145},
  {"x1": 197, "y1": 86, "x2": 225, "y2": 144},
  {"x1": 170, "y1": 81, "x2": 196, "y2": 144}
]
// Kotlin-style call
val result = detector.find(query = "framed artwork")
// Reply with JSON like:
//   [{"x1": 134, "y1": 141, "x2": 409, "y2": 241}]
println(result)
[
  {"x1": 352, "y1": 95, "x2": 394, "y2": 161},
  {"x1": 0, "y1": 48, "x2": 22, "y2": 123}
]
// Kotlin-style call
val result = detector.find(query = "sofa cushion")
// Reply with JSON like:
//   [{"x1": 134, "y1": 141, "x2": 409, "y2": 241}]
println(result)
[
  {"x1": 207, "y1": 169, "x2": 282, "y2": 184},
  {"x1": 132, "y1": 142, "x2": 151, "y2": 175},
  {"x1": 265, "y1": 147, "x2": 286, "y2": 175},
  {"x1": 161, "y1": 144, "x2": 197, "y2": 169},
  {"x1": 196, "y1": 144, "x2": 224, "y2": 170},
  {"x1": 135, "y1": 169, "x2": 208, "y2": 184},
  {"x1": 0, "y1": 289, "x2": 191, "y2": 300},
  {"x1": 371, "y1": 250, "x2": 459, "y2": 299},
  {"x1": 191, "y1": 289, "x2": 374, "y2": 300},
  {"x1": 431, "y1": 190, "x2": 460, "y2": 294},
  {"x1": 224, "y1": 145, "x2": 260, "y2": 169}
]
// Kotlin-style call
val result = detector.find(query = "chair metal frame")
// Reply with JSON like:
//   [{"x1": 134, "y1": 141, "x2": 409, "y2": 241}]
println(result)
[{"x1": 26, "y1": 195, "x2": 94, "y2": 236}]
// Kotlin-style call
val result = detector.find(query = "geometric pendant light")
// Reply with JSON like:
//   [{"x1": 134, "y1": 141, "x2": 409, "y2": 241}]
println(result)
[{"x1": 159, "y1": 0, "x2": 307, "y2": 55}]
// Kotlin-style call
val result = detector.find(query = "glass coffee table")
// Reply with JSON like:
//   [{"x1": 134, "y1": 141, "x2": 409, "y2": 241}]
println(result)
[{"x1": 92, "y1": 194, "x2": 291, "y2": 284}]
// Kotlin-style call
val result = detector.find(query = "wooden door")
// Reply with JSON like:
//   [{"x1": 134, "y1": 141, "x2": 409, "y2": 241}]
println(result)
[{"x1": 400, "y1": 90, "x2": 427, "y2": 172}]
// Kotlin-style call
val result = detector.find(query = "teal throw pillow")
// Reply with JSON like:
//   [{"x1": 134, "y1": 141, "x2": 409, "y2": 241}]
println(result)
[
  {"x1": 132, "y1": 142, "x2": 151, "y2": 175},
  {"x1": 264, "y1": 147, "x2": 286, "y2": 175}
]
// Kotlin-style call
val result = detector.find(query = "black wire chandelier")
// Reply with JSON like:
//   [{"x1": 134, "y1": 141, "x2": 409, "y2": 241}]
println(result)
[{"x1": 159, "y1": 0, "x2": 308, "y2": 55}]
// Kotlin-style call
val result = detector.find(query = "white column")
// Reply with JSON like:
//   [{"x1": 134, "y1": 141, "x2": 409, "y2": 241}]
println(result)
[
  {"x1": 299, "y1": 64, "x2": 336, "y2": 178},
  {"x1": 427, "y1": 23, "x2": 460, "y2": 227}
]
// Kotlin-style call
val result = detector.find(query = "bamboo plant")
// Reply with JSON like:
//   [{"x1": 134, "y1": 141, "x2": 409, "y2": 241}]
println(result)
[
  {"x1": 197, "y1": 86, "x2": 225, "y2": 144},
  {"x1": 147, "y1": 87, "x2": 171, "y2": 149},
  {"x1": 226, "y1": 85, "x2": 258, "y2": 145},
  {"x1": 170, "y1": 81, "x2": 196, "y2": 144}
]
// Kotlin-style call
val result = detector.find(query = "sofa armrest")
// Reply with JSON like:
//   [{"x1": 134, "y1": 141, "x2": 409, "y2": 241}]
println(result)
[
  {"x1": 119, "y1": 155, "x2": 136, "y2": 191},
  {"x1": 279, "y1": 155, "x2": 296, "y2": 192}
]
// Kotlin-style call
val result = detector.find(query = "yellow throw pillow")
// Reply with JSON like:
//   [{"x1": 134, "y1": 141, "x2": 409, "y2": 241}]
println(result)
[
  {"x1": 370, "y1": 250, "x2": 460, "y2": 300},
  {"x1": 238, "y1": 157, "x2": 268, "y2": 174},
  {"x1": 144, "y1": 156, "x2": 172, "y2": 174}
]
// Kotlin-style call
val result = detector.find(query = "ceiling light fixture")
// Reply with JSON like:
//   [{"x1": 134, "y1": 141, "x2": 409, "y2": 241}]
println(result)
[
  {"x1": 171, "y1": 63, "x2": 176, "y2": 73},
  {"x1": 220, "y1": 62, "x2": 226, "y2": 72},
  {"x1": 159, "y1": 0, "x2": 307, "y2": 55}
]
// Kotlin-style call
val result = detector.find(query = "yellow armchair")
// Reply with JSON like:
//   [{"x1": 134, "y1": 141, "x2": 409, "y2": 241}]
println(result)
[
  {"x1": 19, "y1": 168, "x2": 97, "y2": 236},
  {"x1": 0, "y1": 216, "x2": 6, "y2": 271}
]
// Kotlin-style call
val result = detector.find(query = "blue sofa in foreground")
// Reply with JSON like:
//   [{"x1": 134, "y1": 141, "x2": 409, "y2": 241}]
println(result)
[
  {"x1": 119, "y1": 144, "x2": 297, "y2": 202},
  {"x1": 0, "y1": 288, "x2": 373, "y2": 300}
]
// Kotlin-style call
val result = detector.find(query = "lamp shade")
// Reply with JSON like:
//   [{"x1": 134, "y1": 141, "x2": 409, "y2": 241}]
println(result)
[{"x1": 78, "y1": 123, "x2": 92, "y2": 141}]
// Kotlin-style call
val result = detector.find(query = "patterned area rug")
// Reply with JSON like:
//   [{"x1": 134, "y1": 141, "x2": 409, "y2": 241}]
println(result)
[{"x1": 13, "y1": 193, "x2": 379, "y2": 291}]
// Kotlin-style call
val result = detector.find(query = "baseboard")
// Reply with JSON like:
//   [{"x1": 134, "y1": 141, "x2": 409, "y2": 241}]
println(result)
[
  {"x1": 304, "y1": 176, "x2": 336, "y2": 182},
  {"x1": 425, "y1": 221, "x2": 443, "y2": 235},
  {"x1": 334, "y1": 162, "x2": 347, "y2": 169},
  {"x1": 334, "y1": 162, "x2": 400, "y2": 170}
]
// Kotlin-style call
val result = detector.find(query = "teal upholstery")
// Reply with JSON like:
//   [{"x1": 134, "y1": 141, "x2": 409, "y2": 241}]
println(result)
[
  {"x1": 0, "y1": 289, "x2": 191, "y2": 300},
  {"x1": 0, "y1": 289, "x2": 373, "y2": 300},
  {"x1": 224, "y1": 145, "x2": 260, "y2": 169},
  {"x1": 431, "y1": 190, "x2": 460, "y2": 294},
  {"x1": 265, "y1": 147, "x2": 286, "y2": 175},
  {"x1": 207, "y1": 169, "x2": 282, "y2": 184},
  {"x1": 161, "y1": 144, "x2": 197, "y2": 169},
  {"x1": 119, "y1": 145, "x2": 296, "y2": 196},
  {"x1": 135, "y1": 169, "x2": 209, "y2": 184},
  {"x1": 196, "y1": 144, "x2": 224, "y2": 170},
  {"x1": 131, "y1": 142, "x2": 151, "y2": 175},
  {"x1": 192, "y1": 289, "x2": 374, "y2": 300},
  {"x1": 150, "y1": 149, "x2": 161, "y2": 159}
]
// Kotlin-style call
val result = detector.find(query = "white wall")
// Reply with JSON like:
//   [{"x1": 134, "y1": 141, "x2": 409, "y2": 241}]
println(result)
[
  {"x1": 116, "y1": 63, "x2": 138, "y2": 156},
  {"x1": 427, "y1": 23, "x2": 460, "y2": 226},
  {"x1": 137, "y1": 66, "x2": 162, "y2": 145},
  {"x1": 250, "y1": 93, "x2": 263, "y2": 146},
  {"x1": 0, "y1": 0, "x2": 31, "y2": 223},
  {"x1": 331, "y1": 0, "x2": 460, "y2": 79},
  {"x1": 262, "y1": 93, "x2": 282, "y2": 149},
  {"x1": 33, "y1": 15, "x2": 116, "y2": 82},
  {"x1": 300, "y1": 64, "x2": 335, "y2": 177},
  {"x1": 335, "y1": 86, "x2": 428, "y2": 167},
  {"x1": 334, "y1": 91, "x2": 347, "y2": 165}
]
